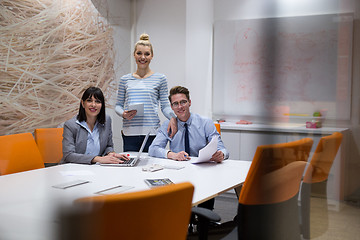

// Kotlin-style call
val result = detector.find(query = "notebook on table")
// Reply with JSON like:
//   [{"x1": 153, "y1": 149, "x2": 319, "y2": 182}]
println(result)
[{"x1": 100, "y1": 132, "x2": 150, "y2": 167}]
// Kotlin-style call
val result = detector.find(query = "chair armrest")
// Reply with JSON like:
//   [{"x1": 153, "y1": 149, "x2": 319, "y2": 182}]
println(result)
[{"x1": 191, "y1": 207, "x2": 221, "y2": 222}]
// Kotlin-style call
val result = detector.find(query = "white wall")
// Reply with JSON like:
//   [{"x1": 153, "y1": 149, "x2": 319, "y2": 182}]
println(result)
[
  {"x1": 135, "y1": 0, "x2": 187, "y2": 89},
  {"x1": 185, "y1": 0, "x2": 214, "y2": 117},
  {"x1": 91, "y1": 0, "x2": 132, "y2": 152},
  {"x1": 110, "y1": 21, "x2": 132, "y2": 152},
  {"x1": 214, "y1": 0, "x2": 356, "y2": 20}
]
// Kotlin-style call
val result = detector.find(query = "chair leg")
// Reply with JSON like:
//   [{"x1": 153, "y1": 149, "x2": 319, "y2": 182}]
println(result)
[
  {"x1": 234, "y1": 183, "x2": 243, "y2": 199},
  {"x1": 190, "y1": 199, "x2": 220, "y2": 240},
  {"x1": 300, "y1": 181, "x2": 329, "y2": 239},
  {"x1": 300, "y1": 183, "x2": 311, "y2": 239},
  {"x1": 197, "y1": 215, "x2": 210, "y2": 240},
  {"x1": 188, "y1": 213, "x2": 197, "y2": 234}
]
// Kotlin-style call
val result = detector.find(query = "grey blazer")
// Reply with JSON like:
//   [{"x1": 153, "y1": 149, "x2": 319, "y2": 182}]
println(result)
[{"x1": 61, "y1": 115, "x2": 114, "y2": 164}]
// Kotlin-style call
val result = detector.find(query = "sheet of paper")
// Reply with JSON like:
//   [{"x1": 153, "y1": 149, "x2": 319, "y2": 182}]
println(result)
[
  {"x1": 128, "y1": 103, "x2": 144, "y2": 116},
  {"x1": 190, "y1": 136, "x2": 218, "y2": 164}
]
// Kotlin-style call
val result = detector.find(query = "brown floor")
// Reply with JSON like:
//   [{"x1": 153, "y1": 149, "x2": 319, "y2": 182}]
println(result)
[{"x1": 309, "y1": 198, "x2": 360, "y2": 240}]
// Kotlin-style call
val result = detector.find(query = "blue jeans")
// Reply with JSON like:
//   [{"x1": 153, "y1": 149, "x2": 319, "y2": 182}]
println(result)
[{"x1": 121, "y1": 133, "x2": 155, "y2": 152}]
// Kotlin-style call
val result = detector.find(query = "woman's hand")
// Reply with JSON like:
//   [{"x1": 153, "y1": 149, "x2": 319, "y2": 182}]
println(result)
[
  {"x1": 107, "y1": 152, "x2": 130, "y2": 160},
  {"x1": 167, "y1": 117, "x2": 178, "y2": 138},
  {"x1": 123, "y1": 110, "x2": 137, "y2": 120},
  {"x1": 92, "y1": 153, "x2": 130, "y2": 164}
]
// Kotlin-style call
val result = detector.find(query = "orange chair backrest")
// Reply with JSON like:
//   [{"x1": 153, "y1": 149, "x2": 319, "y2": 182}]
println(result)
[
  {"x1": 34, "y1": 128, "x2": 63, "y2": 163},
  {"x1": 214, "y1": 123, "x2": 221, "y2": 135},
  {"x1": 74, "y1": 182, "x2": 194, "y2": 240},
  {"x1": 303, "y1": 132, "x2": 343, "y2": 184},
  {"x1": 0, "y1": 133, "x2": 44, "y2": 175},
  {"x1": 239, "y1": 138, "x2": 313, "y2": 205}
]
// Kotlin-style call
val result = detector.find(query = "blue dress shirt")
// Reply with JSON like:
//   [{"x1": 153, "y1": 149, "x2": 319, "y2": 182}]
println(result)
[
  {"x1": 77, "y1": 120, "x2": 100, "y2": 156},
  {"x1": 149, "y1": 113, "x2": 229, "y2": 159}
]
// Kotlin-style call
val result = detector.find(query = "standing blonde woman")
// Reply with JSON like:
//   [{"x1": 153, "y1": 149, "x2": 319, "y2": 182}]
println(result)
[{"x1": 115, "y1": 33, "x2": 177, "y2": 152}]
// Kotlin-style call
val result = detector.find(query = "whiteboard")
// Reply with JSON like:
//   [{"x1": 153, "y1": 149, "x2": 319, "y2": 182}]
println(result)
[{"x1": 213, "y1": 13, "x2": 353, "y2": 120}]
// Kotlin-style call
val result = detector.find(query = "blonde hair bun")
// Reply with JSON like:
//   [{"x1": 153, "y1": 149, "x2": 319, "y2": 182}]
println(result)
[
  {"x1": 133, "y1": 33, "x2": 153, "y2": 55},
  {"x1": 139, "y1": 33, "x2": 150, "y2": 41}
]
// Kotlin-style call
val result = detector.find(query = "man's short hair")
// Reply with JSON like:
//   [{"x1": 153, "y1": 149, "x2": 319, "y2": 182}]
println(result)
[{"x1": 169, "y1": 86, "x2": 190, "y2": 102}]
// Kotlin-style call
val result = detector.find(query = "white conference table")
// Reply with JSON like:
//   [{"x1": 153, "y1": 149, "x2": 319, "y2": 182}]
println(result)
[{"x1": 0, "y1": 154, "x2": 251, "y2": 240}]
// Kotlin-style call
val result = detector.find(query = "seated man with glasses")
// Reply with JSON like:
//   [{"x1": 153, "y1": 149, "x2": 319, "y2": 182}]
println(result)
[
  {"x1": 149, "y1": 85, "x2": 229, "y2": 225},
  {"x1": 149, "y1": 85, "x2": 229, "y2": 162}
]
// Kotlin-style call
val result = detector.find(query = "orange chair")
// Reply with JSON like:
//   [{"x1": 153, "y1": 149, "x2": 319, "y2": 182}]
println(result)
[
  {"x1": 34, "y1": 128, "x2": 63, "y2": 166},
  {"x1": 214, "y1": 123, "x2": 221, "y2": 135},
  {"x1": 195, "y1": 138, "x2": 313, "y2": 240},
  {"x1": 300, "y1": 132, "x2": 343, "y2": 239},
  {"x1": 60, "y1": 182, "x2": 194, "y2": 240},
  {"x1": 235, "y1": 138, "x2": 313, "y2": 240},
  {"x1": 0, "y1": 133, "x2": 44, "y2": 175}
]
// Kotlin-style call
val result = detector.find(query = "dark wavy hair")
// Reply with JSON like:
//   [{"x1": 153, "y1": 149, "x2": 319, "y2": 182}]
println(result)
[{"x1": 77, "y1": 87, "x2": 106, "y2": 124}]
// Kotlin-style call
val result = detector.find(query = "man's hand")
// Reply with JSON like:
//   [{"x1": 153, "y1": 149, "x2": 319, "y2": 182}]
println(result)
[
  {"x1": 167, "y1": 151, "x2": 191, "y2": 161},
  {"x1": 210, "y1": 150, "x2": 224, "y2": 163},
  {"x1": 167, "y1": 117, "x2": 178, "y2": 138},
  {"x1": 123, "y1": 110, "x2": 137, "y2": 120}
]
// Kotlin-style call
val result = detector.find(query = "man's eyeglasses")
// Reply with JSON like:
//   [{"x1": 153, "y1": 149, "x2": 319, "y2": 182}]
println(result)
[{"x1": 171, "y1": 100, "x2": 188, "y2": 108}]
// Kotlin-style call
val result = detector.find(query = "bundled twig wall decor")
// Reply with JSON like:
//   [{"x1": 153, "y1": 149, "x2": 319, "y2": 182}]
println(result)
[{"x1": 0, "y1": 0, "x2": 115, "y2": 135}]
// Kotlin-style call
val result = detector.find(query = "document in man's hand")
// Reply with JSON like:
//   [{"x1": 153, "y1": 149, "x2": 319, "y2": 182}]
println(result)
[
  {"x1": 128, "y1": 103, "x2": 144, "y2": 116},
  {"x1": 189, "y1": 136, "x2": 218, "y2": 164}
]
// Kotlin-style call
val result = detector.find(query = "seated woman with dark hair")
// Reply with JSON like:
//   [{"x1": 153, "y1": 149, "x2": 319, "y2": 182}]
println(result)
[{"x1": 61, "y1": 87, "x2": 129, "y2": 164}]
